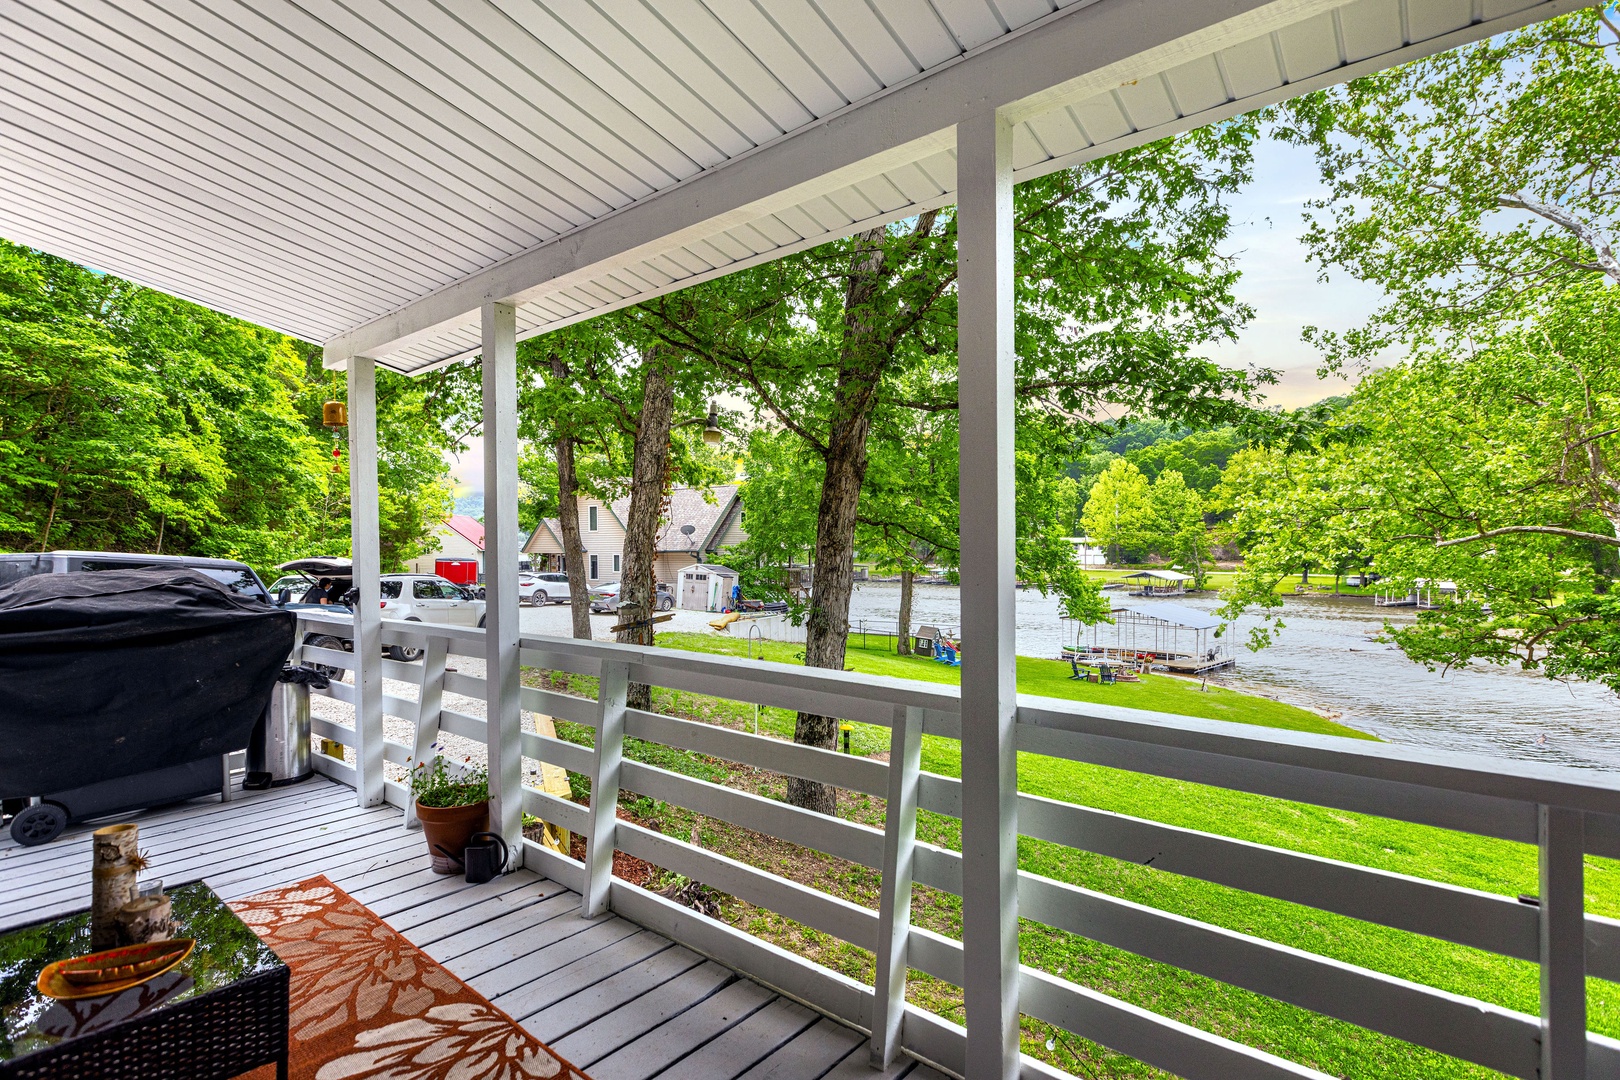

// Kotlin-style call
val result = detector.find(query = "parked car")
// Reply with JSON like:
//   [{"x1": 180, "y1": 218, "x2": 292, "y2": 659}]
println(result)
[
  {"x1": 273, "y1": 561, "x2": 485, "y2": 667},
  {"x1": 588, "y1": 581, "x2": 675, "y2": 613},
  {"x1": 519, "y1": 571, "x2": 571, "y2": 605},
  {"x1": 0, "y1": 550, "x2": 272, "y2": 601},
  {"x1": 381, "y1": 574, "x2": 486, "y2": 627}
]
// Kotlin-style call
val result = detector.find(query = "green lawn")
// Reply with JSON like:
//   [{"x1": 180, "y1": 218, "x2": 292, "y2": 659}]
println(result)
[
  {"x1": 660, "y1": 631, "x2": 1362, "y2": 738},
  {"x1": 638, "y1": 629, "x2": 1620, "y2": 1078}
]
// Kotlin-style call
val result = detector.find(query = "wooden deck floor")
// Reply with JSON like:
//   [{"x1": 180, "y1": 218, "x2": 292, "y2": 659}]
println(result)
[{"x1": 0, "y1": 778, "x2": 944, "y2": 1080}]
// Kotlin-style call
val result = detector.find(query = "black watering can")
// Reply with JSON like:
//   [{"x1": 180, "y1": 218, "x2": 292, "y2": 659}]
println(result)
[
  {"x1": 432, "y1": 830, "x2": 510, "y2": 884},
  {"x1": 462, "y1": 831, "x2": 510, "y2": 884}
]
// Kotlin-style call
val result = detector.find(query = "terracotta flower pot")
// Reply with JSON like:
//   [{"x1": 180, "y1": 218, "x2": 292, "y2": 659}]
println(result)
[{"x1": 416, "y1": 800, "x2": 489, "y2": 874}]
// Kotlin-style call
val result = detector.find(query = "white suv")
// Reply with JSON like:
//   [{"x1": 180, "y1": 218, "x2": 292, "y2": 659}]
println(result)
[
  {"x1": 519, "y1": 571, "x2": 571, "y2": 605},
  {"x1": 380, "y1": 574, "x2": 487, "y2": 660}
]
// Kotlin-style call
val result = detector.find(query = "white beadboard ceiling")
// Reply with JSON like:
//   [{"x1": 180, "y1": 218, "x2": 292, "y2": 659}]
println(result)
[{"x1": 0, "y1": 0, "x2": 1587, "y2": 375}]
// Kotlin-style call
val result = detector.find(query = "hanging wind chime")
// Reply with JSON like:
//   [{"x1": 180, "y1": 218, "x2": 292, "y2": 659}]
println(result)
[{"x1": 323, "y1": 390, "x2": 348, "y2": 474}]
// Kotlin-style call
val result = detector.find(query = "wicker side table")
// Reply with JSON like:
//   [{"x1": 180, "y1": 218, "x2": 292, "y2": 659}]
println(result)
[{"x1": 0, "y1": 881, "x2": 288, "y2": 1080}]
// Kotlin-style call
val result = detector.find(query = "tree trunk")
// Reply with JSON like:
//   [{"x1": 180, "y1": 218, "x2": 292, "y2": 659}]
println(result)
[
  {"x1": 549, "y1": 355, "x2": 593, "y2": 641},
  {"x1": 616, "y1": 353, "x2": 676, "y2": 711},
  {"x1": 555, "y1": 435, "x2": 592, "y2": 640},
  {"x1": 788, "y1": 228, "x2": 888, "y2": 815},
  {"x1": 896, "y1": 568, "x2": 914, "y2": 655}
]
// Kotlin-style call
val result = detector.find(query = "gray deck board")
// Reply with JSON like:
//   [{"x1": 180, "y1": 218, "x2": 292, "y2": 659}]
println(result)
[
  {"x1": 588, "y1": 977, "x2": 777, "y2": 1080},
  {"x1": 734, "y1": 1018, "x2": 867, "y2": 1080},
  {"x1": 550, "y1": 959, "x2": 737, "y2": 1067},
  {"x1": 0, "y1": 778, "x2": 928, "y2": 1080},
  {"x1": 468, "y1": 914, "x2": 641, "y2": 995},
  {"x1": 417, "y1": 893, "x2": 583, "y2": 958},
  {"x1": 521, "y1": 935, "x2": 700, "y2": 1038},
  {"x1": 652, "y1": 995, "x2": 819, "y2": 1080}
]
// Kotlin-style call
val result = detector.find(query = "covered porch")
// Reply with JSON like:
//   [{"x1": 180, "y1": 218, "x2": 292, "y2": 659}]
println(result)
[{"x1": 2, "y1": 0, "x2": 1613, "y2": 1076}]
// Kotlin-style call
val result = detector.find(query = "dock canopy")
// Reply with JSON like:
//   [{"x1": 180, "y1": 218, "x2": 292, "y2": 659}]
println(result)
[
  {"x1": 1111, "y1": 600, "x2": 1223, "y2": 631},
  {"x1": 1121, "y1": 570, "x2": 1193, "y2": 583}
]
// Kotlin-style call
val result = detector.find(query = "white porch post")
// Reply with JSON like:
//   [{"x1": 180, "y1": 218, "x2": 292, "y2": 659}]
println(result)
[
  {"x1": 956, "y1": 108, "x2": 1021, "y2": 1078},
  {"x1": 482, "y1": 301, "x2": 524, "y2": 870},
  {"x1": 1540, "y1": 805, "x2": 1587, "y2": 1079},
  {"x1": 348, "y1": 354, "x2": 385, "y2": 808}
]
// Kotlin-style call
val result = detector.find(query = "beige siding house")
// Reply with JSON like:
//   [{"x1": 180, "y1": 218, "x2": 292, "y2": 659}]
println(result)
[
  {"x1": 406, "y1": 515, "x2": 485, "y2": 575},
  {"x1": 524, "y1": 485, "x2": 745, "y2": 585}
]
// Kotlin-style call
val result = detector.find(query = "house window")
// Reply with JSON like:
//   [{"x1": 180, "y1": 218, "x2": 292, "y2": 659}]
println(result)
[
  {"x1": 557, "y1": 555, "x2": 565, "y2": 571},
  {"x1": 613, "y1": 554, "x2": 620, "y2": 573},
  {"x1": 588, "y1": 506, "x2": 598, "y2": 532},
  {"x1": 590, "y1": 554, "x2": 599, "y2": 579}
]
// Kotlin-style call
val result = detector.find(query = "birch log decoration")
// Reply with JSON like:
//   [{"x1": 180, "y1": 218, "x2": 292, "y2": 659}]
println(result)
[
  {"x1": 116, "y1": 894, "x2": 173, "y2": 944},
  {"x1": 91, "y1": 823, "x2": 140, "y2": 949}
]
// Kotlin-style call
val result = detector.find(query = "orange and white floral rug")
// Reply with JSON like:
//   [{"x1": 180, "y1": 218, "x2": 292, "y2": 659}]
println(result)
[{"x1": 232, "y1": 875, "x2": 589, "y2": 1080}]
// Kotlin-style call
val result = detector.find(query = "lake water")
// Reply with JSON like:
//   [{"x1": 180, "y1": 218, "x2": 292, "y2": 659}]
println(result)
[{"x1": 845, "y1": 582, "x2": 1620, "y2": 771}]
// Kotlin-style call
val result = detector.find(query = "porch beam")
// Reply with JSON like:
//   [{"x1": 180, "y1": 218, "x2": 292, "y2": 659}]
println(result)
[
  {"x1": 322, "y1": 0, "x2": 1339, "y2": 366},
  {"x1": 347, "y1": 353, "x2": 385, "y2": 808},
  {"x1": 957, "y1": 106, "x2": 1020, "y2": 1079},
  {"x1": 481, "y1": 301, "x2": 523, "y2": 870}
]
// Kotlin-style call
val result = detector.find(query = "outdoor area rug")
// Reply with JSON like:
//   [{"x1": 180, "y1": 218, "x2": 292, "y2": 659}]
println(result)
[{"x1": 232, "y1": 875, "x2": 590, "y2": 1080}]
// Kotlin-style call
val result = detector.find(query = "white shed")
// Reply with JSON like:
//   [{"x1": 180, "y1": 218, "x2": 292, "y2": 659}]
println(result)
[{"x1": 677, "y1": 563, "x2": 739, "y2": 612}]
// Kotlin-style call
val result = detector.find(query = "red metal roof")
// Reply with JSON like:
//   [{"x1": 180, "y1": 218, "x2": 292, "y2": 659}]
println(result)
[{"x1": 444, "y1": 515, "x2": 486, "y2": 550}]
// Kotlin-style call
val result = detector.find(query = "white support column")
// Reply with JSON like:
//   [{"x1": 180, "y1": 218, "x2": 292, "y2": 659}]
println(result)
[
  {"x1": 871, "y1": 704, "x2": 923, "y2": 1067},
  {"x1": 348, "y1": 354, "x2": 385, "y2": 808},
  {"x1": 583, "y1": 660, "x2": 629, "y2": 917},
  {"x1": 404, "y1": 637, "x2": 448, "y2": 830},
  {"x1": 956, "y1": 107, "x2": 1021, "y2": 1079},
  {"x1": 1540, "y1": 804, "x2": 1587, "y2": 1079},
  {"x1": 482, "y1": 302, "x2": 523, "y2": 871}
]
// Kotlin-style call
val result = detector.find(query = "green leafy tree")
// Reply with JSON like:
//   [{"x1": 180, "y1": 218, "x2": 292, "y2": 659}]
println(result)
[
  {"x1": 1148, "y1": 469, "x2": 1211, "y2": 587},
  {"x1": 1080, "y1": 458, "x2": 1153, "y2": 564},
  {"x1": 643, "y1": 125, "x2": 1268, "y2": 811},
  {"x1": 1276, "y1": 7, "x2": 1620, "y2": 365},
  {"x1": 0, "y1": 240, "x2": 454, "y2": 577},
  {"x1": 1223, "y1": 286, "x2": 1620, "y2": 686}
]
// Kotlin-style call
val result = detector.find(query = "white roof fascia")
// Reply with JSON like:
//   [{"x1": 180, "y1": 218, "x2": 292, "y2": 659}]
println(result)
[{"x1": 321, "y1": 0, "x2": 1350, "y2": 368}]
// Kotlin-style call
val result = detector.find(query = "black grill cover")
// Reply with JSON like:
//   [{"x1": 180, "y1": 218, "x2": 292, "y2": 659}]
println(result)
[{"x1": 0, "y1": 567, "x2": 295, "y2": 797}]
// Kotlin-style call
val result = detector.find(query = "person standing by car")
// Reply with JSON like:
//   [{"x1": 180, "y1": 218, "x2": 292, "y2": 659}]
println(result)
[{"x1": 303, "y1": 577, "x2": 335, "y2": 605}]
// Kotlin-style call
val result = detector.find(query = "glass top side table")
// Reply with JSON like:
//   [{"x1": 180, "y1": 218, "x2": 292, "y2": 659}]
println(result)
[{"x1": 0, "y1": 880, "x2": 288, "y2": 1079}]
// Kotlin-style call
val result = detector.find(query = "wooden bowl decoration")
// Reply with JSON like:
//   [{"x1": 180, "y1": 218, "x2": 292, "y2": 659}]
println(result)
[{"x1": 37, "y1": 938, "x2": 195, "y2": 1000}]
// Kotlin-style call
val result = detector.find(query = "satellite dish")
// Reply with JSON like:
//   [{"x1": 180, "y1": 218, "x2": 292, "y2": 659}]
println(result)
[{"x1": 680, "y1": 524, "x2": 696, "y2": 536}]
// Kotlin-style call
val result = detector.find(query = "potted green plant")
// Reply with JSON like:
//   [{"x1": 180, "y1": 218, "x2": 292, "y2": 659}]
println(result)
[{"x1": 409, "y1": 749, "x2": 490, "y2": 874}]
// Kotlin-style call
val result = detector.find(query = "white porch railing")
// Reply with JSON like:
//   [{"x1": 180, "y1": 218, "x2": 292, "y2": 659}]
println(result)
[{"x1": 292, "y1": 611, "x2": 1620, "y2": 1080}]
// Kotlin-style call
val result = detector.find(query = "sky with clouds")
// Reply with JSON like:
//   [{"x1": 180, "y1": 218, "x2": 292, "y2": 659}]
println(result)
[{"x1": 449, "y1": 135, "x2": 1390, "y2": 502}]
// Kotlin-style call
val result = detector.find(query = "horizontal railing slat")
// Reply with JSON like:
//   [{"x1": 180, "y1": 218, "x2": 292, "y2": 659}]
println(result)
[
  {"x1": 442, "y1": 671, "x2": 487, "y2": 700},
  {"x1": 310, "y1": 753, "x2": 355, "y2": 786},
  {"x1": 310, "y1": 716, "x2": 352, "y2": 745},
  {"x1": 437, "y1": 709, "x2": 486, "y2": 744},
  {"x1": 1017, "y1": 719, "x2": 1540, "y2": 844},
  {"x1": 520, "y1": 730, "x2": 594, "y2": 775},
  {"x1": 298, "y1": 644, "x2": 353, "y2": 671},
  {"x1": 1018, "y1": 791, "x2": 1542, "y2": 963},
  {"x1": 1020, "y1": 967, "x2": 1335, "y2": 1080},
  {"x1": 1018, "y1": 697, "x2": 1620, "y2": 822},
  {"x1": 1018, "y1": 871, "x2": 1541, "y2": 1079},
  {"x1": 520, "y1": 633, "x2": 960, "y2": 726},
  {"x1": 619, "y1": 761, "x2": 884, "y2": 869},
  {"x1": 522, "y1": 788, "x2": 589, "y2": 833},
  {"x1": 617, "y1": 822, "x2": 879, "y2": 950},
  {"x1": 520, "y1": 684, "x2": 598, "y2": 728},
  {"x1": 624, "y1": 708, "x2": 889, "y2": 795}
]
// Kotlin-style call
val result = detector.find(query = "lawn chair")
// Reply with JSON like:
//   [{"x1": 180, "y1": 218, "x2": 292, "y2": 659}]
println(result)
[{"x1": 937, "y1": 645, "x2": 961, "y2": 667}]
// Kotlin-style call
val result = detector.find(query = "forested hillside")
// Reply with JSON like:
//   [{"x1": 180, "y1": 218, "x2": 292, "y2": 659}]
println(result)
[{"x1": 0, "y1": 241, "x2": 453, "y2": 575}]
